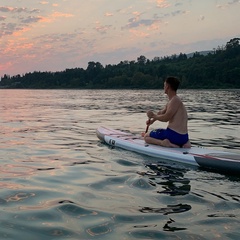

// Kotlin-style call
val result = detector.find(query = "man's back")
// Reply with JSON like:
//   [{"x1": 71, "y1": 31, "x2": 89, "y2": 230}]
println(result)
[{"x1": 167, "y1": 96, "x2": 188, "y2": 134}]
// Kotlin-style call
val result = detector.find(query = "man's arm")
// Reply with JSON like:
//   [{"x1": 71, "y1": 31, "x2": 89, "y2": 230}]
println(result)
[
  {"x1": 157, "y1": 105, "x2": 167, "y2": 115},
  {"x1": 147, "y1": 104, "x2": 167, "y2": 125},
  {"x1": 148, "y1": 98, "x2": 180, "y2": 122}
]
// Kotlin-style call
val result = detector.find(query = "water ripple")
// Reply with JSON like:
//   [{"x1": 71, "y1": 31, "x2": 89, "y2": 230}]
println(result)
[{"x1": 0, "y1": 89, "x2": 239, "y2": 239}]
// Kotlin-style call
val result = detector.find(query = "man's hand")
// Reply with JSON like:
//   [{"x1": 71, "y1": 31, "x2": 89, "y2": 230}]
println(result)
[
  {"x1": 146, "y1": 118, "x2": 151, "y2": 125},
  {"x1": 146, "y1": 111, "x2": 156, "y2": 125},
  {"x1": 147, "y1": 110, "x2": 154, "y2": 119}
]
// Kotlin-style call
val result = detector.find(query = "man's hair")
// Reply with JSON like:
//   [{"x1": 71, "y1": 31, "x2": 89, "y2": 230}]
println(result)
[{"x1": 165, "y1": 76, "x2": 180, "y2": 91}]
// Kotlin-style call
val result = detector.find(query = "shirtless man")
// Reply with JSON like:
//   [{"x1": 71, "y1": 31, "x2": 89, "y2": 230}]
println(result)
[{"x1": 142, "y1": 76, "x2": 191, "y2": 148}]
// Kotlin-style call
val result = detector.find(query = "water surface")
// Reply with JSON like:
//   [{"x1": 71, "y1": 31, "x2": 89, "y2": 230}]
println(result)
[{"x1": 0, "y1": 89, "x2": 239, "y2": 239}]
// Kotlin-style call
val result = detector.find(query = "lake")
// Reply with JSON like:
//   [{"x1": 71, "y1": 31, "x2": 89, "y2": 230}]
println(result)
[{"x1": 0, "y1": 89, "x2": 240, "y2": 239}]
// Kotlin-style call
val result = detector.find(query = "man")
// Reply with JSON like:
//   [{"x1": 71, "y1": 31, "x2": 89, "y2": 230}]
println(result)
[{"x1": 142, "y1": 76, "x2": 191, "y2": 148}]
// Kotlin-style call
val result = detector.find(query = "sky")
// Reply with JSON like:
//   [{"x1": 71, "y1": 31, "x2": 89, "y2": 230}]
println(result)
[{"x1": 0, "y1": 0, "x2": 239, "y2": 76}]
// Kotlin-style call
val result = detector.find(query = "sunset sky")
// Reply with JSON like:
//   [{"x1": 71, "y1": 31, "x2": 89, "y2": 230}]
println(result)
[{"x1": 1, "y1": 0, "x2": 239, "y2": 76}]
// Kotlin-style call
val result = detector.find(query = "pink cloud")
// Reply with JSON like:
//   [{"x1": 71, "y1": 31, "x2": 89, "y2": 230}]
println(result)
[
  {"x1": 0, "y1": 61, "x2": 13, "y2": 72},
  {"x1": 0, "y1": 6, "x2": 14, "y2": 12},
  {"x1": 104, "y1": 12, "x2": 113, "y2": 17},
  {"x1": 0, "y1": 16, "x2": 6, "y2": 21},
  {"x1": 40, "y1": 11, "x2": 74, "y2": 23},
  {"x1": 94, "y1": 21, "x2": 112, "y2": 34},
  {"x1": 129, "y1": 29, "x2": 150, "y2": 38},
  {"x1": 155, "y1": 0, "x2": 171, "y2": 8}
]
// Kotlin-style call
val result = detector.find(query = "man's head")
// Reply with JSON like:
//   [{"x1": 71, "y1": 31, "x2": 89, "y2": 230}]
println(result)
[{"x1": 164, "y1": 76, "x2": 180, "y2": 92}]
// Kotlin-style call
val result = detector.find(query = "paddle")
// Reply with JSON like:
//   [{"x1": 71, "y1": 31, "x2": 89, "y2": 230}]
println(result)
[{"x1": 145, "y1": 118, "x2": 151, "y2": 134}]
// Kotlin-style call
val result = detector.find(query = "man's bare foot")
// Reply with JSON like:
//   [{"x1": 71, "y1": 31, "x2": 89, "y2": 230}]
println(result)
[
  {"x1": 162, "y1": 139, "x2": 179, "y2": 148},
  {"x1": 144, "y1": 136, "x2": 180, "y2": 148},
  {"x1": 182, "y1": 140, "x2": 191, "y2": 148}
]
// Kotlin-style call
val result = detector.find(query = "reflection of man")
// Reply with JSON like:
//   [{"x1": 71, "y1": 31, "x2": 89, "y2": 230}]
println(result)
[{"x1": 142, "y1": 76, "x2": 191, "y2": 148}]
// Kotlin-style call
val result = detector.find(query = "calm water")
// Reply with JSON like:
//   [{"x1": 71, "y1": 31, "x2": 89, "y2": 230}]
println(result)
[{"x1": 0, "y1": 89, "x2": 240, "y2": 240}]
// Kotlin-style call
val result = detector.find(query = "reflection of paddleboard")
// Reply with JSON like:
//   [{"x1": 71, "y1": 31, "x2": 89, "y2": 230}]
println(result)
[{"x1": 96, "y1": 126, "x2": 240, "y2": 175}]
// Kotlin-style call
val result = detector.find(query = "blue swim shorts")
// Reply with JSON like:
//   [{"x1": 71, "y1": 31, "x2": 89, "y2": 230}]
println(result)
[{"x1": 150, "y1": 128, "x2": 189, "y2": 147}]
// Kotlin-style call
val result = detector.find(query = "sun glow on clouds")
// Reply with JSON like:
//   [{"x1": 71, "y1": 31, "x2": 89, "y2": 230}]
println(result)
[
  {"x1": 129, "y1": 29, "x2": 150, "y2": 38},
  {"x1": 95, "y1": 21, "x2": 112, "y2": 34},
  {"x1": 40, "y1": 1, "x2": 49, "y2": 5},
  {"x1": 13, "y1": 27, "x2": 31, "y2": 37},
  {"x1": 147, "y1": 0, "x2": 170, "y2": 8},
  {"x1": 3, "y1": 39, "x2": 33, "y2": 56},
  {"x1": 0, "y1": 62, "x2": 12, "y2": 72},
  {"x1": 0, "y1": 0, "x2": 239, "y2": 76},
  {"x1": 156, "y1": 0, "x2": 171, "y2": 8},
  {"x1": 104, "y1": 12, "x2": 113, "y2": 17},
  {"x1": 40, "y1": 12, "x2": 74, "y2": 23}
]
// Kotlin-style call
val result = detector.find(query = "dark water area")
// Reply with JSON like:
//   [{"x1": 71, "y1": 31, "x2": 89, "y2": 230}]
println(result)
[{"x1": 0, "y1": 89, "x2": 239, "y2": 239}]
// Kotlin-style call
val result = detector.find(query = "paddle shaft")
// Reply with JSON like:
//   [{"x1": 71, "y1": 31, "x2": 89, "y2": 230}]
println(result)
[
  {"x1": 145, "y1": 119, "x2": 151, "y2": 133},
  {"x1": 145, "y1": 125, "x2": 149, "y2": 134}
]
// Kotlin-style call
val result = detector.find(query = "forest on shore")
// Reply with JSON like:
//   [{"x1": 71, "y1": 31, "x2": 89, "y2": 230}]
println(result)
[{"x1": 1, "y1": 38, "x2": 240, "y2": 89}]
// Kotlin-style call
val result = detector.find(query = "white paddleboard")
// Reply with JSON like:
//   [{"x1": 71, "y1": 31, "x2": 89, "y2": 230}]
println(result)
[{"x1": 96, "y1": 126, "x2": 240, "y2": 174}]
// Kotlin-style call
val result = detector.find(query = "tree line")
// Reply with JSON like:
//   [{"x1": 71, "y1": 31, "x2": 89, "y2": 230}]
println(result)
[{"x1": 1, "y1": 38, "x2": 240, "y2": 89}]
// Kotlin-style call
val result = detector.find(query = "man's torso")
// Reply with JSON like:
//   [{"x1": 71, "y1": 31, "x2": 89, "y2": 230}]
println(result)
[{"x1": 167, "y1": 96, "x2": 188, "y2": 134}]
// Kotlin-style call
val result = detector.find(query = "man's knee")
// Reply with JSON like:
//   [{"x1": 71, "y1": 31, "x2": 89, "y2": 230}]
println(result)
[{"x1": 144, "y1": 136, "x2": 150, "y2": 143}]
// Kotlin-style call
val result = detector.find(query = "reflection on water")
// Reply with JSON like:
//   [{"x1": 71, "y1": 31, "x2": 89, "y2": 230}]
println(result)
[
  {"x1": 0, "y1": 89, "x2": 240, "y2": 239},
  {"x1": 140, "y1": 203, "x2": 192, "y2": 215},
  {"x1": 142, "y1": 163, "x2": 191, "y2": 196}
]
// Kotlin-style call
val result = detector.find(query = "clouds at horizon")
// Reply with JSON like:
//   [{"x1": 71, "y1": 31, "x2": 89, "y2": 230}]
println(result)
[{"x1": 0, "y1": 0, "x2": 239, "y2": 76}]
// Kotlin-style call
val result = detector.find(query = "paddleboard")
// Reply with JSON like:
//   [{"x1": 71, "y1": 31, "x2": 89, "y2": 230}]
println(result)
[{"x1": 96, "y1": 126, "x2": 240, "y2": 175}]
